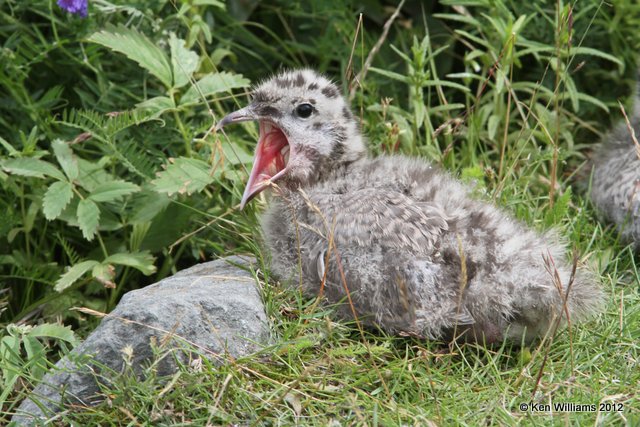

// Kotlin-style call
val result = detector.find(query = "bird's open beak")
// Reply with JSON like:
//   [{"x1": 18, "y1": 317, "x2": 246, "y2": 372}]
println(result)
[
  {"x1": 215, "y1": 106, "x2": 256, "y2": 131},
  {"x1": 217, "y1": 107, "x2": 291, "y2": 209}
]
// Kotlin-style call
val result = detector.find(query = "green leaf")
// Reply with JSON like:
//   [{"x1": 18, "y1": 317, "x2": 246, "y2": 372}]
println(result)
[
  {"x1": 88, "y1": 25, "x2": 173, "y2": 89},
  {"x1": 546, "y1": 187, "x2": 573, "y2": 225},
  {"x1": 495, "y1": 68, "x2": 506, "y2": 94},
  {"x1": 24, "y1": 201, "x2": 40, "y2": 233},
  {"x1": 92, "y1": 263, "x2": 116, "y2": 288},
  {"x1": 89, "y1": 180, "x2": 140, "y2": 202},
  {"x1": 429, "y1": 103, "x2": 466, "y2": 113},
  {"x1": 432, "y1": 13, "x2": 481, "y2": 28},
  {"x1": 43, "y1": 181, "x2": 74, "y2": 220},
  {"x1": 77, "y1": 199, "x2": 100, "y2": 240},
  {"x1": 55, "y1": 260, "x2": 100, "y2": 292},
  {"x1": 487, "y1": 114, "x2": 500, "y2": 140},
  {"x1": 135, "y1": 96, "x2": 176, "y2": 118},
  {"x1": 29, "y1": 324, "x2": 77, "y2": 345},
  {"x1": 180, "y1": 72, "x2": 250, "y2": 105},
  {"x1": 0, "y1": 135, "x2": 18, "y2": 155},
  {"x1": 187, "y1": 15, "x2": 213, "y2": 46},
  {"x1": 1, "y1": 157, "x2": 66, "y2": 181},
  {"x1": 152, "y1": 157, "x2": 216, "y2": 196},
  {"x1": 169, "y1": 33, "x2": 199, "y2": 89},
  {"x1": 21, "y1": 336, "x2": 46, "y2": 378},
  {"x1": 570, "y1": 92, "x2": 609, "y2": 112},
  {"x1": 105, "y1": 251, "x2": 157, "y2": 275},
  {"x1": 454, "y1": 29, "x2": 492, "y2": 50},
  {"x1": 52, "y1": 139, "x2": 79, "y2": 180},
  {"x1": 130, "y1": 189, "x2": 171, "y2": 223},
  {"x1": 421, "y1": 80, "x2": 470, "y2": 92},
  {"x1": 221, "y1": 141, "x2": 254, "y2": 165},
  {"x1": 511, "y1": 14, "x2": 527, "y2": 35},
  {"x1": 193, "y1": 0, "x2": 225, "y2": 7},
  {"x1": 1, "y1": 333, "x2": 20, "y2": 363},
  {"x1": 461, "y1": 165, "x2": 485, "y2": 183},
  {"x1": 368, "y1": 67, "x2": 410, "y2": 84},
  {"x1": 569, "y1": 46, "x2": 624, "y2": 69},
  {"x1": 209, "y1": 48, "x2": 234, "y2": 67},
  {"x1": 76, "y1": 158, "x2": 115, "y2": 192}
]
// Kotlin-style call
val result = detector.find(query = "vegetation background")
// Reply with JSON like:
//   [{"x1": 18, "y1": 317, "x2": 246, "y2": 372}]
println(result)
[{"x1": 1, "y1": 0, "x2": 639, "y2": 424}]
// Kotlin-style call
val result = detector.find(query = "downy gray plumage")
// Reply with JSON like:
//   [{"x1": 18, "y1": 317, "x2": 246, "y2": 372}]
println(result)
[
  {"x1": 217, "y1": 69, "x2": 604, "y2": 344},
  {"x1": 590, "y1": 83, "x2": 640, "y2": 250}
]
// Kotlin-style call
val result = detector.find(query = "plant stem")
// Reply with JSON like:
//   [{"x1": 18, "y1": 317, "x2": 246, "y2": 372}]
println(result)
[
  {"x1": 171, "y1": 92, "x2": 192, "y2": 156},
  {"x1": 550, "y1": 0, "x2": 565, "y2": 209},
  {"x1": 499, "y1": 33, "x2": 516, "y2": 180}
]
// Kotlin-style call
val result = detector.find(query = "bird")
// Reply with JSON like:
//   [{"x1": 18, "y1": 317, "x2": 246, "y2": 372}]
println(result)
[
  {"x1": 590, "y1": 92, "x2": 640, "y2": 251},
  {"x1": 216, "y1": 69, "x2": 604, "y2": 344}
]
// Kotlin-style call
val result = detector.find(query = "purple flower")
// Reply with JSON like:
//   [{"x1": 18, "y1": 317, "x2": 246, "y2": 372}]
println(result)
[{"x1": 57, "y1": 0, "x2": 88, "y2": 17}]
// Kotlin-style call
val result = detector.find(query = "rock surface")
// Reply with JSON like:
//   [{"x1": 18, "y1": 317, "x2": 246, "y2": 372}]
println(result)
[{"x1": 11, "y1": 255, "x2": 269, "y2": 425}]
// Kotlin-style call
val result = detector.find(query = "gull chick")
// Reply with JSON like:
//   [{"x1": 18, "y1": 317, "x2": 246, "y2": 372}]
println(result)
[
  {"x1": 590, "y1": 95, "x2": 640, "y2": 250},
  {"x1": 217, "y1": 69, "x2": 604, "y2": 344}
]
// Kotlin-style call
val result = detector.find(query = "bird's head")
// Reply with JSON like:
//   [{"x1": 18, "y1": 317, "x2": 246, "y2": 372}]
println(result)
[{"x1": 216, "y1": 69, "x2": 365, "y2": 208}]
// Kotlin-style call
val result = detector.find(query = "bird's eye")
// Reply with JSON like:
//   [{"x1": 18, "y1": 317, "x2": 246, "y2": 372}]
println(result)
[{"x1": 295, "y1": 103, "x2": 314, "y2": 118}]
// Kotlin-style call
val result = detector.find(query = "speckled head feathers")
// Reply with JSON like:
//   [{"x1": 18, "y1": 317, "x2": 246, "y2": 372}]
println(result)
[{"x1": 217, "y1": 69, "x2": 365, "y2": 207}]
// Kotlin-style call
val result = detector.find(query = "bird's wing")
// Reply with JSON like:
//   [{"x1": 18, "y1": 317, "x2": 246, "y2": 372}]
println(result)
[
  {"x1": 299, "y1": 187, "x2": 449, "y2": 252},
  {"x1": 290, "y1": 187, "x2": 471, "y2": 338}
]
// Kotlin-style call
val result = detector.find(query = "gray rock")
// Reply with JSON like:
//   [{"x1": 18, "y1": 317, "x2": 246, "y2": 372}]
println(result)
[{"x1": 11, "y1": 255, "x2": 269, "y2": 425}]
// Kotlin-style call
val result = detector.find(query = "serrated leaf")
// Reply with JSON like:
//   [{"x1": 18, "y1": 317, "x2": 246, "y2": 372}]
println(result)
[
  {"x1": 89, "y1": 180, "x2": 140, "y2": 202},
  {"x1": 55, "y1": 260, "x2": 99, "y2": 292},
  {"x1": 169, "y1": 33, "x2": 199, "y2": 89},
  {"x1": 43, "y1": 181, "x2": 74, "y2": 220},
  {"x1": 88, "y1": 24, "x2": 173, "y2": 89},
  {"x1": 1, "y1": 157, "x2": 66, "y2": 181},
  {"x1": 77, "y1": 199, "x2": 100, "y2": 240},
  {"x1": 76, "y1": 158, "x2": 114, "y2": 192},
  {"x1": 52, "y1": 139, "x2": 79, "y2": 180},
  {"x1": 180, "y1": 72, "x2": 250, "y2": 105},
  {"x1": 104, "y1": 251, "x2": 156, "y2": 275},
  {"x1": 152, "y1": 157, "x2": 216, "y2": 196},
  {"x1": 29, "y1": 324, "x2": 78, "y2": 345},
  {"x1": 58, "y1": 197, "x2": 121, "y2": 232}
]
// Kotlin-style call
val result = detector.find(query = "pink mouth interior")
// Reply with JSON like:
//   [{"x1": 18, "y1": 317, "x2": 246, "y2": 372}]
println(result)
[{"x1": 241, "y1": 121, "x2": 290, "y2": 207}]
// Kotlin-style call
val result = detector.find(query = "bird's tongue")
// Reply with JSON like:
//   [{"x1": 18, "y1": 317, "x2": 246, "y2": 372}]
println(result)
[{"x1": 241, "y1": 121, "x2": 290, "y2": 208}]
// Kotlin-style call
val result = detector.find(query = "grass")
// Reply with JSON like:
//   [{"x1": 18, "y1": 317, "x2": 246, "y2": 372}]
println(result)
[
  {"x1": 40, "y1": 253, "x2": 640, "y2": 425},
  {"x1": 1, "y1": 0, "x2": 640, "y2": 425}
]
